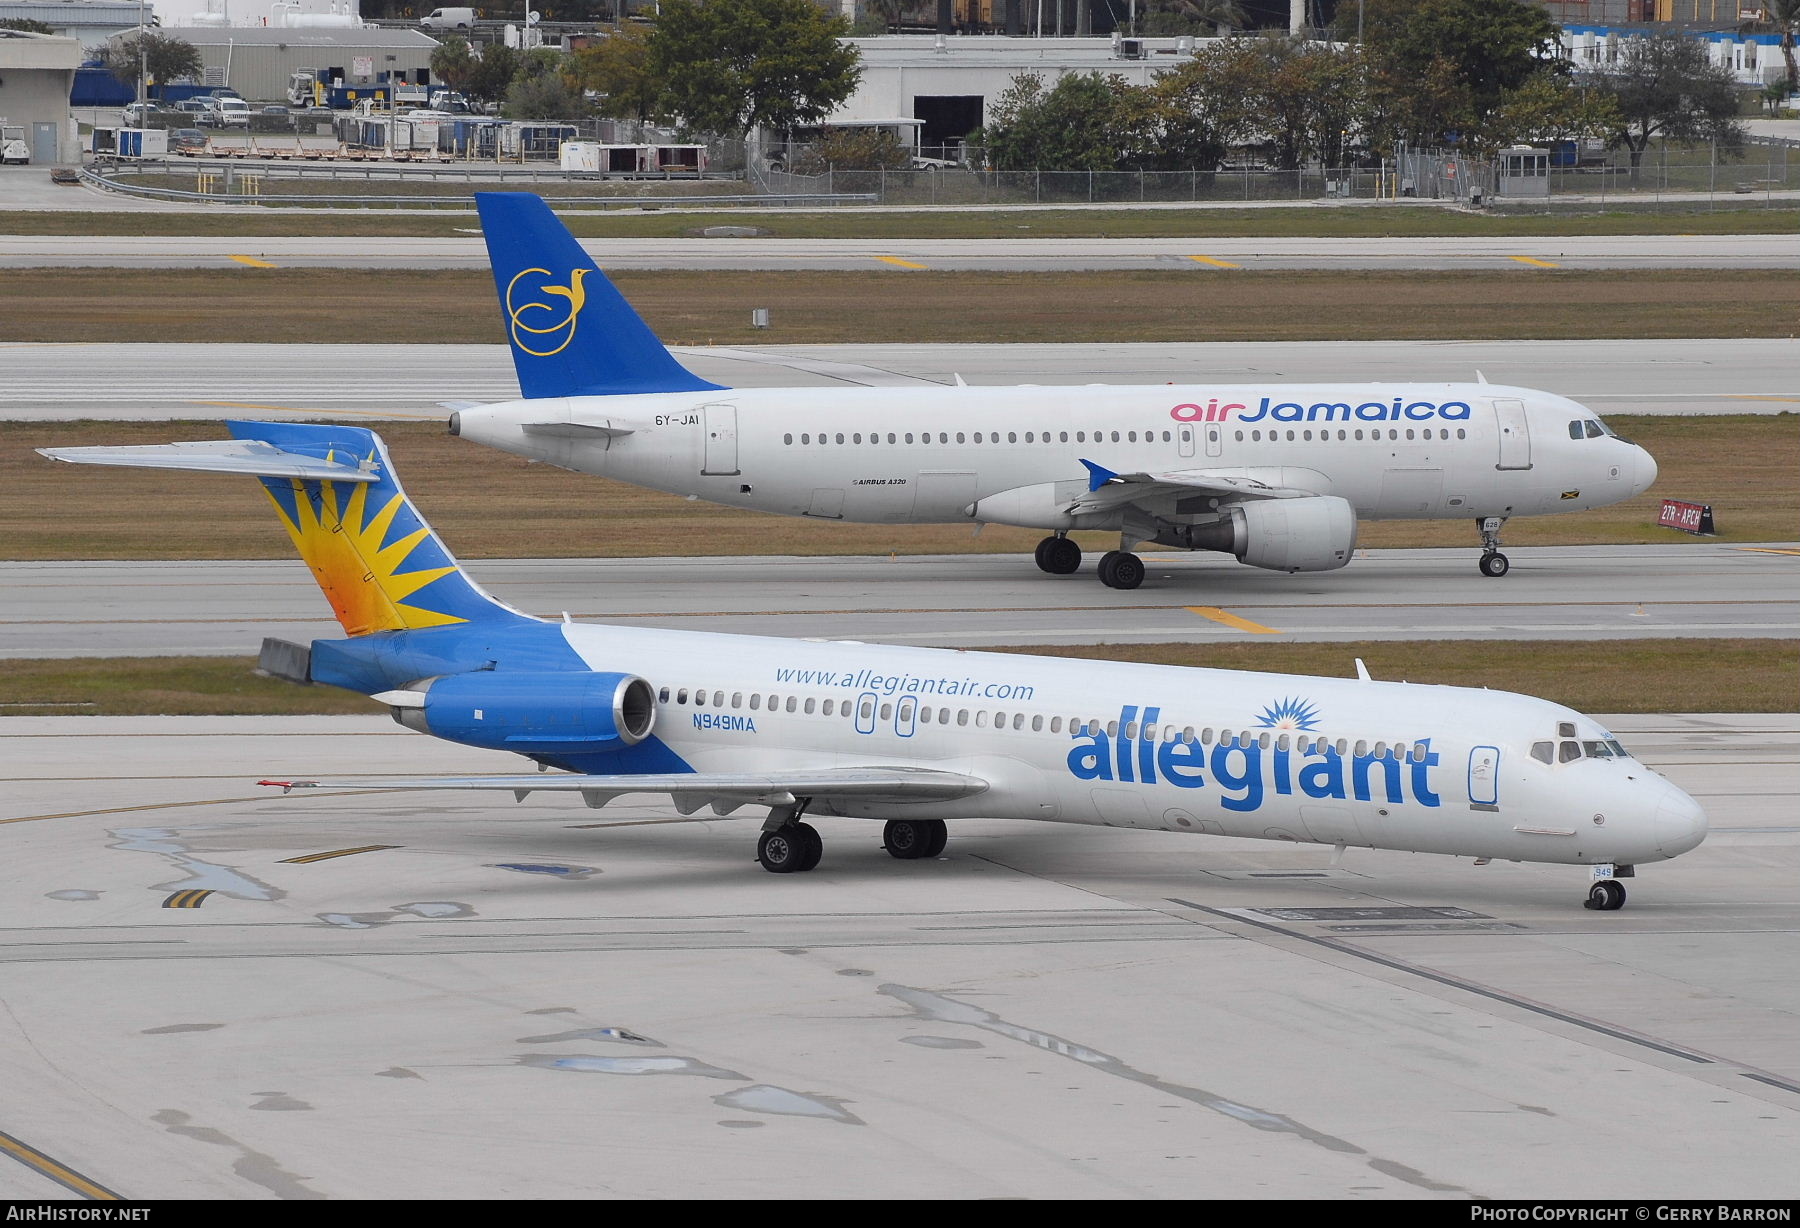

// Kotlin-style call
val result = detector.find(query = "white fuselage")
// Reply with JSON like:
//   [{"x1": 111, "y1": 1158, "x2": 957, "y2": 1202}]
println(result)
[
  {"x1": 452, "y1": 382, "x2": 1658, "y2": 530},
  {"x1": 551, "y1": 621, "x2": 1705, "y2": 869}
]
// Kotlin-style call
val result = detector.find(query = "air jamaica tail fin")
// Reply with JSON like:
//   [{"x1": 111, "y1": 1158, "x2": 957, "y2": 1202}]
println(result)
[
  {"x1": 38, "y1": 421, "x2": 535, "y2": 638},
  {"x1": 476, "y1": 191, "x2": 725, "y2": 400}
]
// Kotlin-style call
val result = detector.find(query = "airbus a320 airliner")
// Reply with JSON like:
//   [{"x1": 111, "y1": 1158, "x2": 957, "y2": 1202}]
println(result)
[
  {"x1": 41, "y1": 422, "x2": 1705, "y2": 908},
  {"x1": 449, "y1": 193, "x2": 1659, "y2": 589}
]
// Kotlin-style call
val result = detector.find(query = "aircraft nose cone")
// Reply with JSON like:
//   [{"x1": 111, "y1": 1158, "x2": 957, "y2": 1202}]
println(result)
[
  {"x1": 1654, "y1": 786, "x2": 1707, "y2": 857},
  {"x1": 1632, "y1": 445, "x2": 1658, "y2": 496}
]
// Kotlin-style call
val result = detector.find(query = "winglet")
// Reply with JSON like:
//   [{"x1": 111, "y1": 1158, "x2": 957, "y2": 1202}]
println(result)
[
  {"x1": 1354, "y1": 658, "x2": 1372, "y2": 682},
  {"x1": 1080, "y1": 458, "x2": 1119, "y2": 493}
]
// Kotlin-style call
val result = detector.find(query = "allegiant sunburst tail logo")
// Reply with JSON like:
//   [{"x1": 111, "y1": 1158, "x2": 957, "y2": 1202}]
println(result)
[
  {"x1": 260, "y1": 447, "x2": 467, "y2": 637},
  {"x1": 506, "y1": 266, "x2": 587, "y2": 357}
]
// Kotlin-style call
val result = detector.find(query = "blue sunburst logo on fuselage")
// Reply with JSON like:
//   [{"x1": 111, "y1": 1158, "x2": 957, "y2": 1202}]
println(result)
[{"x1": 1255, "y1": 696, "x2": 1321, "y2": 731}]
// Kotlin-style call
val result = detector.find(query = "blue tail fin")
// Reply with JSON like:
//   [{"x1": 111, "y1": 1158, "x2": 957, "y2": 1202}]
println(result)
[{"x1": 476, "y1": 192, "x2": 725, "y2": 399}]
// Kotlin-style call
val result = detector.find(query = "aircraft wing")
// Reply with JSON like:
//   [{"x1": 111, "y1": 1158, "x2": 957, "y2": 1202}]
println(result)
[
  {"x1": 261, "y1": 765, "x2": 988, "y2": 816},
  {"x1": 1068, "y1": 459, "x2": 1317, "y2": 515}
]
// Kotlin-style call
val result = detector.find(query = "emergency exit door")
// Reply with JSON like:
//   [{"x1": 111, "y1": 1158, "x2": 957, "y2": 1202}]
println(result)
[{"x1": 701, "y1": 403, "x2": 739, "y2": 475}]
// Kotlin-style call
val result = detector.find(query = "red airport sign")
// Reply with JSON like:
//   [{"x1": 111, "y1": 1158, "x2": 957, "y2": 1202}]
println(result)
[{"x1": 1658, "y1": 499, "x2": 1716, "y2": 535}]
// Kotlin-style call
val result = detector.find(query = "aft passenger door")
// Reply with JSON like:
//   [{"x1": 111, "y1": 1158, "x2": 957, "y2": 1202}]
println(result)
[{"x1": 701, "y1": 403, "x2": 739, "y2": 475}]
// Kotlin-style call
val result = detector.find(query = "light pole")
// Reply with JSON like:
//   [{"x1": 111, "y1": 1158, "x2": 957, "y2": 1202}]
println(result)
[{"x1": 136, "y1": 0, "x2": 146, "y2": 110}]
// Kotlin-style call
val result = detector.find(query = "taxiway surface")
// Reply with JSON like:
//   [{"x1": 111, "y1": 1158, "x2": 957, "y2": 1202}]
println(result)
[
  {"x1": 0, "y1": 712, "x2": 1793, "y2": 1199},
  {"x1": 4, "y1": 339, "x2": 1795, "y2": 421},
  {"x1": 4, "y1": 545, "x2": 1794, "y2": 659},
  {"x1": 4, "y1": 232, "x2": 1799, "y2": 272}
]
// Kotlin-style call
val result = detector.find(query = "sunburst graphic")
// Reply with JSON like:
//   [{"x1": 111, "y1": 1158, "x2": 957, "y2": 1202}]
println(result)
[
  {"x1": 261, "y1": 449, "x2": 467, "y2": 638},
  {"x1": 1254, "y1": 696, "x2": 1321, "y2": 731}
]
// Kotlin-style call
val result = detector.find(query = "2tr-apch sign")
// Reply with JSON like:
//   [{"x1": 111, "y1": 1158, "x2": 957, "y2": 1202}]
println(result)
[{"x1": 1659, "y1": 499, "x2": 1716, "y2": 535}]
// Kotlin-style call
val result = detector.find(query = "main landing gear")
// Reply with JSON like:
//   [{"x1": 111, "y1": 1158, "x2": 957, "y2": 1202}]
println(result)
[
  {"x1": 756, "y1": 800, "x2": 822, "y2": 874},
  {"x1": 1477, "y1": 516, "x2": 1510, "y2": 577},
  {"x1": 883, "y1": 818, "x2": 947, "y2": 860},
  {"x1": 753, "y1": 807, "x2": 951, "y2": 873},
  {"x1": 1033, "y1": 534, "x2": 1081, "y2": 575},
  {"x1": 1033, "y1": 534, "x2": 1146, "y2": 589}
]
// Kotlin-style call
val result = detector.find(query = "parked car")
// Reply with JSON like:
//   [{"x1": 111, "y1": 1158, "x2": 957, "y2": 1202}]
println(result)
[
  {"x1": 196, "y1": 98, "x2": 252, "y2": 127},
  {"x1": 260, "y1": 104, "x2": 290, "y2": 116},
  {"x1": 169, "y1": 129, "x2": 208, "y2": 154},
  {"x1": 119, "y1": 101, "x2": 177, "y2": 125},
  {"x1": 174, "y1": 99, "x2": 212, "y2": 117}
]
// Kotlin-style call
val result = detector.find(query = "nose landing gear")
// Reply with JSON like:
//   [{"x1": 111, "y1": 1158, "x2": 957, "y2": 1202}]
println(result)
[{"x1": 1477, "y1": 516, "x2": 1510, "y2": 577}]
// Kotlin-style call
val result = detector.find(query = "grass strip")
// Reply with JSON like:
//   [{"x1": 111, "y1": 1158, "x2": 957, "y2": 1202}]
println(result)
[
  {"x1": 5, "y1": 268, "x2": 1800, "y2": 345},
  {"x1": 5, "y1": 416, "x2": 1792, "y2": 560},
  {"x1": 2, "y1": 639, "x2": 1790, "y2": 717}
]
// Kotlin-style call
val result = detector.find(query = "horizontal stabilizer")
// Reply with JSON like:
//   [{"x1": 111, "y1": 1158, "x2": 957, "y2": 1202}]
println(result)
[
  {"x1": 37, "y1": 439, "x2": 379, "y2": 482},
  {"x1": 262, "y1": 765, "x2": 988, "y2": 809}
]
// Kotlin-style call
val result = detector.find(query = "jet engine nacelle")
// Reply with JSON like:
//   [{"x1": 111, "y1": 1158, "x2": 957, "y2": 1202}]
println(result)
[
  {"x1": 1169, "y1": 495, "x2": 1357, "y2": 572},
  {"x1": 391, "y1": 670, "x2": 657, "y2": 754},
  {"x1": 1230, "y1": 495, "x2": 1358, "y2": 572}
]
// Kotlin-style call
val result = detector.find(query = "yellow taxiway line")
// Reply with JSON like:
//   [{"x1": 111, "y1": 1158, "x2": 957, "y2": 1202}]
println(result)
[
  {"x1": 1510, "y1": 256, "x2": 1560, "y2": 268},
  {"x1": 229, "y1": 254, "x2": 278, "y2": 268},
  {"x1": 1186, "y1": 606, "x2": 1282, "y2": 634},
  {"x1": 1187, "y1": 254, "x2": 1241, "y2": 269},
  {"x1": 876, "y1": 256, "x2": 928, "y2": 269},
  {"x1": 0, "y1": 1129, "x2": 123, "y2": 1200}
]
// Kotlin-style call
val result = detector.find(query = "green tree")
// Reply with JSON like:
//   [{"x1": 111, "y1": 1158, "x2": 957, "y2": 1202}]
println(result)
[
  {"x1": 0, "y1": 17, "x2": 57, "y2": 33},
  {"x1": 503, "y1": 70, "x2": 593, "y2": 123},
  {"x1": 976, "y1": 72, "x2": 1129, "y2": 172},
  {"x1": 466, "y1": 43, "x2": 521, "y2": 108},
  {"x1": 1120, "y1": 40, "x2": 1263, "y2": 172},
  {"x1": 1477, "y1": 69, "x2": 1617, "y2": 157},
  {"x1": 1138, "y1": 0, "x2": 1245, "y2": 37},
  {"x1": 430, "y1": 37, "x2": 477, "y2": 98},
  {"x1": 1358, "y1": 0, "x2": 1563, "y2": 150},
  {"x1": 1583, "y1": 34, "x2": 1747, "y2": 173},
  {"x1": 105, "y1": 33, "x2": 204, "y2": 99},
  {"x1": 571, "y1": 23, "x2": 663, "y2": 126},
  {"x1": 648, "y1": 0, "x2": 861, "y2": 137},
  {"x1": 1760, "y1": 0, "x2": 1799, "y2": 94}
]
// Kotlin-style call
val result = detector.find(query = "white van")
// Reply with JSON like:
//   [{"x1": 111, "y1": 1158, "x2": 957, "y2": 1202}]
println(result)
[{"x1": 420, "y1": 7, "x2": 476, "y2": 30}]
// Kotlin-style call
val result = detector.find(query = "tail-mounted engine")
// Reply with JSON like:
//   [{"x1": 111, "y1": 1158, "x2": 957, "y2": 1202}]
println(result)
[{"x1": 379, "y1": 671, "x2": 657, "y2": 755}]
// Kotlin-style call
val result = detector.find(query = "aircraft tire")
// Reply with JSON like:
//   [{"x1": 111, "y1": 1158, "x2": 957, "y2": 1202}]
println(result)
[
  {"x1": 796, "y1": 823, "x2": 823, "y2": 871},
  {"x1": 921, "y1": 820, "x2": 948, "y2": 858},
  {"x1": 758, "y1": 824, "x2": 818, "y2": 874},
  {"x1": 1036, "y1": 536, "x2": 1082, "y2": 575},
  {"x1": 884, "y1": 819, "x2": 943, "y2": 860},
  {"x1": 1479, "y1": 551, "x2": 1510, "y2": 578},
  {"x1": 1584, "y1": 880, "x2": 1626, "y2": 911},
  {"x1": 1099, "y1": 550, "x2": 1145, "y2": 590}
]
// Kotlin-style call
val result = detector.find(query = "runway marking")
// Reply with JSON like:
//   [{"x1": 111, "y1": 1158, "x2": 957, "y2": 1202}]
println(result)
[
  {"x1": 875, "y1": 256, "x2": 928, "y2": 270},
  {"x1": 1186, "y1": 254, "x2": 1240, "y2": 269},
  {"x1": 189, "y1": 400, "x2": 441, "y2": 420},
  {"x1": 1723, "y1": 395, "x2": 1800, "y2": 404},
  {"x1": 0, "y1": 1129, "x2": 124, "y2": 1201},
  {"x1": 279, "y1": 844, "x2": 399, "y2": 864},
  {"x1": 1509, "y1": 256, "x2": 1560, "y2": 268},
  {"x1": 1735, "y1": 547, "x2": 1800, "y2": 556},
  {"x1": 163, "y1": 889, "x2": 213, "y2": 909},
  {"x1": 1185, "y1": 606, "x2": 1282, "y2": 634},
  {"x1": 0, "y1": 795, "x2": 279, "y2": 825},
  {"x1": 228, "y1": 254, "x2": 278, "y2": 269}
]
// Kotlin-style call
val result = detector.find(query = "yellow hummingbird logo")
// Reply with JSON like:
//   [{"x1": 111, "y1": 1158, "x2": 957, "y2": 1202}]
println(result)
[{"x1": 506, "y1": 266, "x2": 588, "y2": 357}]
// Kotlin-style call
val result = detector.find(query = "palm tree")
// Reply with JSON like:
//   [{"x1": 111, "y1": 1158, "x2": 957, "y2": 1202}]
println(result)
[{"x1": 1770, "y1": 0, "x2": 1800, "y2": 94}]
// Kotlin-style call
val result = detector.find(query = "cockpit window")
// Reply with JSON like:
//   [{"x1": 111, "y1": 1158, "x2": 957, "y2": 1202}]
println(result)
[
  {"x1": 1582, "y1": 740, "x2": 1614, "y2": 758},
  {"x1": 1607, "y1": 739, "x2": 1630, "y2": 758},
  {"x1": 1568, "y1": 421, "x2": 1584, "y2": 440},
  {"x1": 1559, "y1": 741, "x2": 1581, "y2": 763},
  {"x1": 1584, "y1": 420, "x2": 1605, "y2": 439},
  {"x1": 1557, "y1": 722, "x2": 1576, "y2": 738},
  {"x1": 1531, "y1": 741, "x2": 1554, "y2": 764}
]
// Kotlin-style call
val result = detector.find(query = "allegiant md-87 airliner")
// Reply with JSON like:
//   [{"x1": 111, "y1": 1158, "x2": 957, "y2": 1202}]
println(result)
[
  {"x1": 449, "y1": 193, "x2": 1659, "y2": 590},
  {"x1": 41, "y1": 422, "x2": 1705, "y2": 909}
]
